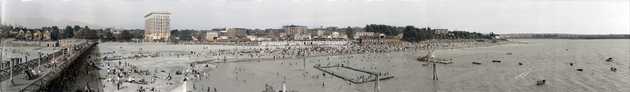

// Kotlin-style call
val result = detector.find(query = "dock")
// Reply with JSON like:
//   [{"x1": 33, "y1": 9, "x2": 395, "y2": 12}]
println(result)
[{"x1": 0, "y1": 39, "x2": 98, "y2": 92}]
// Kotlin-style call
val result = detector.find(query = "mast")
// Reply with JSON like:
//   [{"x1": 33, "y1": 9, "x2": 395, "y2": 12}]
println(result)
[
  {"x1": 374, "y1": 73, "x2": 380, "y2": 92},
  {"x1": 6, "y1": 36, "x2": 12, "y2": 85},
  {"x1": 0, "y1": 38, "x2": 3, "y2": 91},
  {"x1": 431, "y1": 34, "x2": 438, "y2": 81}
]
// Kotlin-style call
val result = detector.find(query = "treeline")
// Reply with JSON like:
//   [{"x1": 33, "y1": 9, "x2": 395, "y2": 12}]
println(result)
[
  {"x1": 364, "y1": 24, "x2": 497, "y2": 42},
  {"x1": 0, "y1": 25, "x2": 144, "y2": 42},
  {"x1": 170, "y1": 29, "x2": 207, "y2": 41},
  {"x1": 1, "y1": 24, "x2": 500, "y2": 42},
  {"x1": 0, "y1": 25, "x2": 214, "y2": 42},
  {"x1": 365, "y1": 24, "x2": 401, "y2": 36}
]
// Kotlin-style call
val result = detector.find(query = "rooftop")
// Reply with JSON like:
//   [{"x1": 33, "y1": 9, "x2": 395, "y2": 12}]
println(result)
[{"x1": 144, "y1": 11, "x2": 171, "y2": 18}]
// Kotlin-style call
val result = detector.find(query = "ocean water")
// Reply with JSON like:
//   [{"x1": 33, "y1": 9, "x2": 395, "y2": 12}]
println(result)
[
  {"x1": 195, "y1": 39, "x2": 630, "y2": 92},
  {"x1": 423, "y1": 39, "x2": 630, "y2": 92}
]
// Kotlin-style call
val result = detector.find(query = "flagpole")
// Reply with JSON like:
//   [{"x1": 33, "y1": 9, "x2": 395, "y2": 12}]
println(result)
[
  {"x1": 1, "y1": 0, "x2": 6, "y2": 25},
  {"x1": 1, "y1": 38, "x2": 3, "y2": 91}
]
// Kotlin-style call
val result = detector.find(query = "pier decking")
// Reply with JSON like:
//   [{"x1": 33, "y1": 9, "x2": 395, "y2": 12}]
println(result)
[
  {"x1": 314, "y1": 64, "x2": 394, "y2": 84},
  {"x1": 0, "y1": 40, "x2": 97, "y2": 92}
]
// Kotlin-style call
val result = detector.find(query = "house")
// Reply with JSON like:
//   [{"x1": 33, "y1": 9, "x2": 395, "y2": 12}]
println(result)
[
  {"x1": 354, "y1": 32, "x2": 381, "y2": 39},
  {"x1": 206, "y1": 31, "x2": 219, "y2": 41}
]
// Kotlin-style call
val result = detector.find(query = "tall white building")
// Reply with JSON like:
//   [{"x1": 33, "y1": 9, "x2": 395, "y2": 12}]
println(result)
[{"x1": 144, "y1": 11, "x2": 171, "y2": 42}]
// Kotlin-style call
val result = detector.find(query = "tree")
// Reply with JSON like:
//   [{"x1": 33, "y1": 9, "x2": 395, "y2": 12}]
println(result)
[
  {"x1": 49, "y1": 26, "x2": 60, "y2": 40},
  {"x1": 50, "y1": 30, "x2": 60, "y2": 41},
  {"x1": 365, "y1": 24, "x2": 400, "y2": 36},
  {"x1": 417, "y1": 27, "x2": 435, "y2": 41},
  {"x1": 73, "y1": 25, "x2": 81, "y2": 31},
  {"x1": 119, "y1": 30, "x2": 132, "y2": 41},
  {"x1": 73, "y1": 25, "x2": 82, "y2": 38},
  {"x1": 402, "y1": 26, "x2": 419, "y2": 42},
  {"x1": 488, "y1": 32, "x2": 497, "y2": 39},
  {"x1": 176, "y1": 30, "x2": 195, "y2": 41},
  {"x1": 170, "y1": 29, "x2": 179, "y2": 41},
  {"x1": 447, "y1": 31, "x2": 489, "y2": 39},
  {"x1": 51, "y1": 26, "x2": 59, "y2": 31},
  {"x1": 63, "y1": 26, "x2": 74, "y2": 38},
  {"x1": 344, "y1": 27, "x2": 355, "y2": 40},
  {"x1": 100, "y1": 30, "x2": 114, "y2": 41}
]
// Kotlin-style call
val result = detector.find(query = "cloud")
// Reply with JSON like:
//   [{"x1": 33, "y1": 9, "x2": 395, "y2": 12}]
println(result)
[{"x1": 2, "y1": 0, "x2": 628, "y2": 34}]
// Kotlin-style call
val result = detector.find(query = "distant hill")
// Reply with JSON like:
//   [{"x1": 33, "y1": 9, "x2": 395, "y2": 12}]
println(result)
[{"x1": 499, "y1": 33, "x2": 630, "y2": 39}]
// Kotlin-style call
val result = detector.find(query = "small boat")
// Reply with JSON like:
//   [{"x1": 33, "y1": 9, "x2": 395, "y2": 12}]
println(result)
[
  {"x1": 417, "y1": 50, "x2": 435, "y2": 62},
  {"x1": 472, "y1": 62, "x2": 482, "y2": 65},
  {"x1": 436, "y1": 61, "x2": 453, "y2": 64},
  {"x1": 417, "y1": 54, "x2": 434, "y2": 62},
  {"x1": 536, "y1": 80, "x2": 546, "y2": 85},
  {"x1": 491, "y1": 60, "x2": 501, "y2": 63},
  {"x1": 576, "y1": 69, "x2": 583, "y2": 71},
  {"x1": 606, "y1": 58, "x2": 614, "y2": 62}
]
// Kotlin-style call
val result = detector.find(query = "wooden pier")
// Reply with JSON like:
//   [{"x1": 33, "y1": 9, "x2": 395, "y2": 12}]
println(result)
[
  {"x1": 0, "y1": 40, "x2": 98, "y2": 92},
  {"x1": 313, "y1": 64, "x2": 394, "y2": 84}
]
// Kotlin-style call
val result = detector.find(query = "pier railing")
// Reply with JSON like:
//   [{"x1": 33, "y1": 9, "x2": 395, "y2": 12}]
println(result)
[
  {"x1": 0, "y1": 48, "x2": 64, "y2": 82},
  {"x1": 19, "y1": 41, "x2": 96, "y2": 92},
  {"x1": 0, "y1": 40, "x2": 96, "y2": 92}
]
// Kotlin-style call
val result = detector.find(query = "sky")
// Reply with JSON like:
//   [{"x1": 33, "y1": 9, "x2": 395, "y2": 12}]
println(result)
[{"x1": 0, "y1": 0, "x2": 628, "y2": 34}]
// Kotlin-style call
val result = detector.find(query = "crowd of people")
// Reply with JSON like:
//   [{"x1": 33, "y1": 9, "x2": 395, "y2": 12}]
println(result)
[{"x1": 94, "y1": 40, "x2": 506, "y2": 92}]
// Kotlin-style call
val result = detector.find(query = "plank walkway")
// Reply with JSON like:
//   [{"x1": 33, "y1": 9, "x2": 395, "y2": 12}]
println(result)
[
  {"x1": 313, "y1": 64, "x2": 394, "y2": 84},
  {"x1": 0, "y1": 41, "x2": 97, "y2": 92}
]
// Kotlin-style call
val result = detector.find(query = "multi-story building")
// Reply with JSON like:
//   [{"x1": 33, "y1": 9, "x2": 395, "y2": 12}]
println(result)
[
  {"x1": 226, "y1": 28, "x2": 248, "y2": 37},
  {"x1": 144, "y1": 11, "x2": 171, "y2": 42},
  {"x1": 283, "y1": 25, "x2": 306, "y2": 35},
  {"x1": 282, "y1": 25, "x2": 307, "y2": 40}
]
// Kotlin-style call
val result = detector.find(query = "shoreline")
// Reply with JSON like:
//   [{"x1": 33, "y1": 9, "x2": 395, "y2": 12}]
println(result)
[{"x1": 75, "y1": 39, "x2": 522, "y2": 92}]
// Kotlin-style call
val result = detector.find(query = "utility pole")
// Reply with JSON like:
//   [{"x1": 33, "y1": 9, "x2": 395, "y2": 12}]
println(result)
[
  {"x1": 0, "y1": 41, "x2": 2, "y2": 92},
  {"x1": 1, "y1": 0, "x2": 6, "y2": 25},
  {"x1": 10, "y1": 51, "x2": 13, "y2": 86},
  {"x1": 374, "y1": 73, "x2": 380, "y2": 92},
  {"x1": 38, "y1": 52, "x2": 41, "y2": 73},
  {"x1": 302, "y1": 50, "x2": 306, "y2": 69}
]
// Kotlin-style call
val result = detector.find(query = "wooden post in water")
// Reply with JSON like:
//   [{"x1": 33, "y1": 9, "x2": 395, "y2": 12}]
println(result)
[
  {"x1": 374, "y1": 73, "x2": 380, "y2": 92},
  {"x1": 433, "y1": 63, "x2": 438, "y2": 80},
  {"x1": 39, "y1": 52, "x2": 42, "y2": 73},
  {"x1": 303, "y1": 51, "x2": 306, "y2": 69}
]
